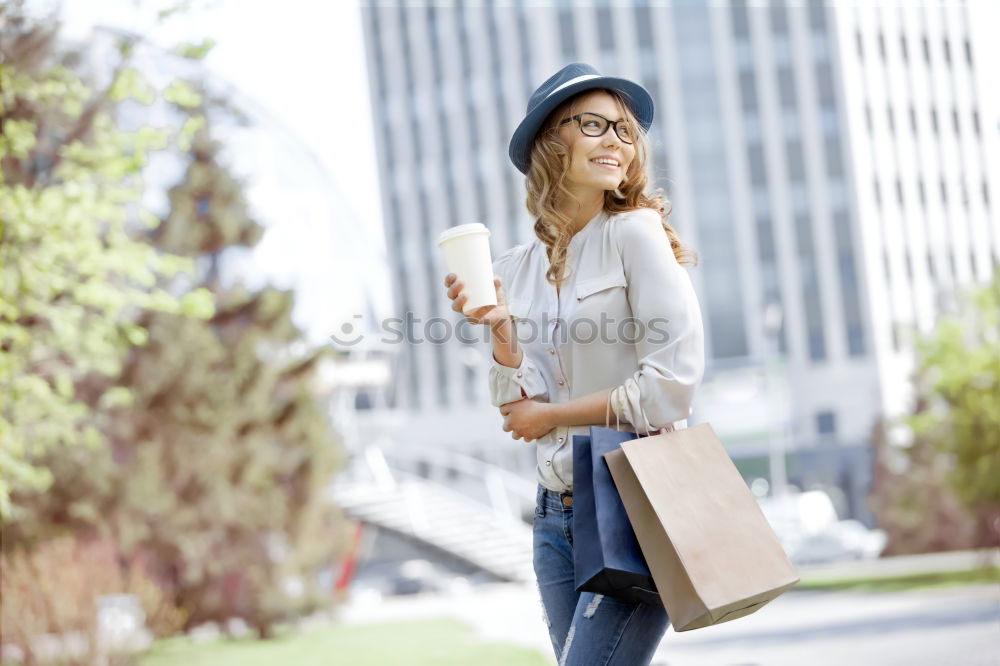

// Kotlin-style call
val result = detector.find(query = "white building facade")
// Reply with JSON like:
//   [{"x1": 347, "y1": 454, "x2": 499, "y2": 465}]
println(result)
[{"x1": 359, "y1": 0, "x2": 999, "y2": 513}]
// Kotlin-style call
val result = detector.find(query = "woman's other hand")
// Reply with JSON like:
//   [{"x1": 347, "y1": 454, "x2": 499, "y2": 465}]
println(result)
[
  {"x1": 444, "y1": 274, "x2": 511, "y2": 326},
  {"x1": 499, "y1": 399, "x2": 555, "y2": 442}
]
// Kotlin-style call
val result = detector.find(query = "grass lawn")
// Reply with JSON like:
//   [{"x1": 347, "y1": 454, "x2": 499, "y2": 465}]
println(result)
[
  {"x1": 797, "y1": 566, "x2": 999, "y2": 592},
  {"x1": 139, "y1": 618, "x2": 552, "y2": 666}
]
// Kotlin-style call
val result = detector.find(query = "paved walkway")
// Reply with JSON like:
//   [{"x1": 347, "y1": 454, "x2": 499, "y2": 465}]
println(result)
[
  {"x1": 653, "y1": 584, "x2": 998, "y2": 666},
  {"x1": 337, "y1": 551, "x2": 999, "y2": 665},
  {"x1": 797, "y1": 548, "x2": 999, "y2": 581}
]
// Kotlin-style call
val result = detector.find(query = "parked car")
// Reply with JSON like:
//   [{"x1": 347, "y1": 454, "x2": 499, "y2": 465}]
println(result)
[{"x1": 757, "y1": 489, "x2": 887, "y2": 565}]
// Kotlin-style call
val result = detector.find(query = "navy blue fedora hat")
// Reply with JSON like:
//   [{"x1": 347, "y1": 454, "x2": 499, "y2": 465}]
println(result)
[{"x1": 508, "y1": 62, "x2": 654, "y2": 174}]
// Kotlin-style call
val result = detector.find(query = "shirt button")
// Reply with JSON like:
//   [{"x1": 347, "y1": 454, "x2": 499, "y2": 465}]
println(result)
[
  {"x1": 557, "y1": 436, "x2": 564, "y2": 443},
  {"x1": 516, "y1": 371, "x2": 523, "y2": 378},
  {"x1": 558, "y1": 379, "x2": 565, "y2": 386},
  {"x1": 545, "y1": 460, "x2": 552, "y2": 466},
  {"x1": 549, "y1": 348, "x2": 556, "y2": 355}
]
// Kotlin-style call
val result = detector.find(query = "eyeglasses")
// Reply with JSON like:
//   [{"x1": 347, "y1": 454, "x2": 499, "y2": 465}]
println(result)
[{"x1": 558, "y1": 112, "x2": 635, "y2": 144}]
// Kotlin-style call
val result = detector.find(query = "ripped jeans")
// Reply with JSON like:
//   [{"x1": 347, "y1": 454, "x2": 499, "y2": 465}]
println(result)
[{"x1": 533, "y1": 485, "x2": 670, "y2": 666}]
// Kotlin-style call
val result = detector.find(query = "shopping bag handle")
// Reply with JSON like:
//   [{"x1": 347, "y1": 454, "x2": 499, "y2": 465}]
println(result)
[
  {"x1": 605, "y1": 391, "x2": 622, "y2": 431},
  {"x1": 606, "y1": 389, "x2": 669, "y2": 437}
]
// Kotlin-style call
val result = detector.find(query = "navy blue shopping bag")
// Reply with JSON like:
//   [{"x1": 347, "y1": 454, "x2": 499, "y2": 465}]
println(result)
[{"x1": 572, "y1": 427, "x2": 662, "y2": 606}]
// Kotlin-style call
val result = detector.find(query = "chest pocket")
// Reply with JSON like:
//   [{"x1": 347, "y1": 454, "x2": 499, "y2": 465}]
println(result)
[
  {"x1": 507, "y1": 297, "x2": 532, "y2": 319},
  {"x1": 575, "y1": 268, "x2": 627, "y2": 302}
]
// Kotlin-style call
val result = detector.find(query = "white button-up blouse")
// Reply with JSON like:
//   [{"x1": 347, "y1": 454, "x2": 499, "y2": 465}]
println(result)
[{"x1": 488, "y1": 206, "x2": 705, "y2": 493}]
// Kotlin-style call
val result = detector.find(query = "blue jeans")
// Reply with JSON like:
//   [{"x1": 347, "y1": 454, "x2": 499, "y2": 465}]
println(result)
[{"x1": 533, "y1": 485, "x2": 670, "y2": 666}]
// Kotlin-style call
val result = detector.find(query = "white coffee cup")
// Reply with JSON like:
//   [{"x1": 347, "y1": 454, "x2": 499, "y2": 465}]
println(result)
[{"x1": 437, "y1": 223, "x2": 497, "y2": 315}]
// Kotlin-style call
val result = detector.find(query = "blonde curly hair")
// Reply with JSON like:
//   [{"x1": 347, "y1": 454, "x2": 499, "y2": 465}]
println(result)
[{"x1": 524, "y1": 89, "x2": 696, "y2": 288}]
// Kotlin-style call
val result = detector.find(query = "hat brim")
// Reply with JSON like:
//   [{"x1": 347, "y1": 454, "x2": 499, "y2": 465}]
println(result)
[{"x1": 508, "y1": 76, "x2": 654, "y2": 174}]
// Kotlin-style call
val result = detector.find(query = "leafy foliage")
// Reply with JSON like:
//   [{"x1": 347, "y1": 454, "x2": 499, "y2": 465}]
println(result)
[
  {"x1": 0, "y1": 12, "x2": 213, "y2": 519},
  {"x1": 871, "y1": 270, "x2": 1000, "y2": 552},
  {"x1": 3, "y1": 5, "x2": 350, "y2": 639},
  {"x1": 908, "y1": 270, "x2": 1000, "y2": 544},
  {"x1": 1, "y1": 536, "x2": 187, "y2": 664}
]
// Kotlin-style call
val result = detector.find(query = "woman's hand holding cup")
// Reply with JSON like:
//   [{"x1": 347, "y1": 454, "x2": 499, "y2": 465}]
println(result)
[{"x1": 445, "y1": 274, "x2": 510, "y2": 327}]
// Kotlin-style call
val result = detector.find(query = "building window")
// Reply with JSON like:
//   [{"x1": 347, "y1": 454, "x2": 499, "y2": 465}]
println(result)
[
  {"x1": 745, "y1": 111, "x2": 761, "y2": 142},
  {"x1": 773, "y1": 36, "x2": 791, "y2": 67},
  {"x1": 813, "y1": 33, "x2": 830, "y2": 61},
  {"x1": 825, "y1": 137, "x2": 843, "y2": 177},
  {"x1": 596, "y1": 2, "x2": 614, "y2": 51},
  {"x1": 636, "y1": 4, "x2": 654, "y2": 48},
  {"x1": 783, "y1": 108, "x2": 800, "y2": 138},
  {"x1": 816, "y1": 411, "x2": 837, "y2": 437},
  {"x1": 808, "y1": 0, "x2": 827, "y2": 31},
  {"x1": 731, "y1": 0, "x2": 749, "y2": 39},
  {"x1": 808, "y1": 329, "x2": 826, "y2": 361},
  {"x1": 789, "y1": 182, "x2": 808, "y2": 212},
  {"x1": 829, "y1": 179, "x2": 846, "y2": 209},
  {"x1": 749, "y1": 144, "x2": 767, "y2": 186},
  {"x1": 815, "y1": 62, "x2": 835, "y2": 104},
  {"x1": 778, "y1": 67, "x2": 796, "y2": 107},
  {"x1": 739, "y1": 71, "x2": 757, "y2": 110},
  {"x1": 848, "y1": 325, "x2": 865, "y2": 356},
  {"x1": 786, "y1": 140, "x2": 805, "y2": 182},
  {"x1": 770, "y1": 0, "x2": 787, "y2": 34},
  {"x1": 735, "y1": 38, "x2": 754, "y2": 70},
  {"x1": 821, "y1": 104, "x2": 838, "y2": 135},
  {"x1": 558, "y1": 6, "x2": 576, "y2": 58}
]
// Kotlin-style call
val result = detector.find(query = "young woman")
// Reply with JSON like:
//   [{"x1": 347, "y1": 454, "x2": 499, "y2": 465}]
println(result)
[{"x1": 444, "y1": 62, "x2": 705, "y2": 666}]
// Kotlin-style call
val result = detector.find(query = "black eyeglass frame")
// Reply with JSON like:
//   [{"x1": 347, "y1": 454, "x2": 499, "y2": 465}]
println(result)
[{"x1": 557, "y1": 112, "x2": 635, "y2": 144}]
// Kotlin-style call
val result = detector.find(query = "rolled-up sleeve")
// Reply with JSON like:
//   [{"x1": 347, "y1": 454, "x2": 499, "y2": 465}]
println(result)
[
  {"x1": 488, "y1": 351, "x2": 547, "y2": 407},
  {"x1": 486, "y1": 247, "x2": 549, "y2": 407},
  {"x1": 610, "y1": 209, "x2": 705, "y2": 431}
]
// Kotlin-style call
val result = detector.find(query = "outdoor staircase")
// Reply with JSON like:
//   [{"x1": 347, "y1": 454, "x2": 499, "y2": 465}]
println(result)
[{"x1": 331, "y1": 478, "x2": 535, "y2": 583}]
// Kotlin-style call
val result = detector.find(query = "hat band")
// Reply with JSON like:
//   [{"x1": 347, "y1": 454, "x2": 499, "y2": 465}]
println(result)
[{"x1": 547, "y1": 73, "x2": 602, "y2": 98}]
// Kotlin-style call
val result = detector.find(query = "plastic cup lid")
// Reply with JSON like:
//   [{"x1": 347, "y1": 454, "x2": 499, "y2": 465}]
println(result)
[{"x1": 437, "y1": 223, "x2": 490, "y2": 246}]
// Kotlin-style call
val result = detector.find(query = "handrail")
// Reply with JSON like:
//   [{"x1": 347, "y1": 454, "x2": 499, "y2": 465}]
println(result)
[{"x1": 382, "y1": 444, "x2": 537, "y2": 499}]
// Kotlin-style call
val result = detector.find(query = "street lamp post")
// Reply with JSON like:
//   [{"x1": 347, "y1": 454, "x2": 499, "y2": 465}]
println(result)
[{"x1": 763, "y1": 301, "x2": 789, "y2": 499}]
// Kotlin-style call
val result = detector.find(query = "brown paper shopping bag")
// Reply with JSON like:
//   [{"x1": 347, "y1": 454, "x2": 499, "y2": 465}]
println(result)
[{"x1": 604, "y1": 422, "x2": 799, "y2": 632}]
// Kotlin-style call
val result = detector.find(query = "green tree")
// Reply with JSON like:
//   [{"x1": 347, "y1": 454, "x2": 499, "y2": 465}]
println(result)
[
  {"x1": 100, "y1": 122, "x2": 349, "y2": 634},
  {"x1": 3, "y1": 5, "x2": 349, "y2": 638},
  {"x1": 0, "y1": 5, "x2": 213, "y2": 519},
  {"x1": 872, "y1": 270, "x2": 1000, "y2": 552},
  {"x1": 909, "y1": 270, "x2": 1000, "y2": 545},
  {"x1": 6, "y1": 104, "x2": 350, "y2": 636}
]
